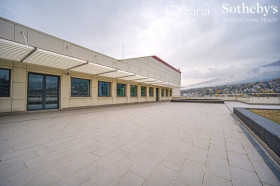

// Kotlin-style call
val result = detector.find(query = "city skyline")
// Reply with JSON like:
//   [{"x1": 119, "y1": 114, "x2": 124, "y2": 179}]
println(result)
[{"x1": 181, "y1": 78, "x2": 280, "y2": 96}]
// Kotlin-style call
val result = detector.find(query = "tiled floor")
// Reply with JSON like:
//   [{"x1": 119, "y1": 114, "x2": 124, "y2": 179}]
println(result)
[{"x1": 0, "y1": 102, "x2": 279, "y2": 186}]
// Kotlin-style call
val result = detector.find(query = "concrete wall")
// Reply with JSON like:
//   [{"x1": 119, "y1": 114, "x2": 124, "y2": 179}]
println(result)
[
  {"x1": 0, "y1": 59, "x2": 173, "y2": 113},
  {"x1": 0, "y1": 17, "x2": 117, "y2": 68},
  {"x1": 120, "y1": 57, "x2": 181, "y2": 87},
  {"x1": 234, "y1": 107, "x2": 280, "y2": 160},
  {"x1": 247, "y1": 97, "x2": 280, "y2": 104}
]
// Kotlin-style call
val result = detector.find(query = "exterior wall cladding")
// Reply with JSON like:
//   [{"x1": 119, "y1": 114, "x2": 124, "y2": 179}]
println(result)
[{"x1": 0, "y1": 17, "x2": 181, "y2": 113}]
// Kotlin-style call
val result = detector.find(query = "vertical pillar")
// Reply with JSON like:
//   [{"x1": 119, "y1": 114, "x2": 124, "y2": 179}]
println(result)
[
  {"x1": 112, "y1": 80, "x2": 116, "y2": 104},
  {"x1": 61, "y1": 70, "x2": 70, "y2": 109},
  {"x1": 92, "y1": 77, "x2": 98, "y2": 105},
  {"x1": 12, "y1": 61, "x2": 27, "y2": 111},
  {"x1": 138, "y1": 84, "x2": 141, "y2": 102},
  {"x1": 127, "y1": 82, "x2": 130, "y2": 103}
]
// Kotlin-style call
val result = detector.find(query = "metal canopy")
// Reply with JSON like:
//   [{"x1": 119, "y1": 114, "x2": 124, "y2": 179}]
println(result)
[
  {"x1": 99, "y1": 70, "x2": 135, "y2": 78},
  {"x1": 148, "y1": 82, "x2": 169, "y2": 86},
  {"x1": 133, "y1": 78, "x2": 156, "y2": 83},
  {"x1": 146, "y1": 80, "x2": 179, "y2": 88},
  {"x1": 0, "y1": 38, "x2": 34, "y2": 61},
  {"x1": 118, "y1": 75, "x2": 146, "y2": 81},
  {"x1": 0, "y1": 38, "x2": 180, "y2": 88},
  {"x1": 142, "y1": 81, "x2": 160, "y2": 85},
  {"x1": 24, "y1": 49, "x2": 87, "y2": 70},
  {"x1": 71, "y1": 62, "x2": 115, "y2": 75},
  {"x1": 148, "y1": 80, "x2": 165, "y2": 86}
]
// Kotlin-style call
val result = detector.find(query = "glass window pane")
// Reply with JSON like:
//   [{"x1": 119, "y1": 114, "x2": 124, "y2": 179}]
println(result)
[
  {"x1": 166, "y1": 89, "x2": 168, "y2": 97},
  {"x1": 98, "y1": 81, "x2": 110, "y2": 97},
  {"x1": 161, "y1": 89, "x2": 164, "y2": 96},
  {"x1": 149, "y1": 87, "x2": 153, "y2": 97},
  {"x1": 170, "y1": 90, "x2": 172, "y2": 96},
  {"x1": 0, "y1": 69, "x2": 10, "y2": 97},
  {"x1": 46, "y1": 76, "x2": 59, "y2": 109},
  {"x1": 141, "y1": 86, "x2": 146, "y2": 97},
  {"x1": 117, "y1": 83, "x2": 125, "y2": 97},
  {"x1": 71, "y1": 78, "x2": 90, "y2": 97},
  {"x1": 28, "y1": 74, "x2": 43, "y2": 110},
  {"x1": 130, "y1": 85, "x2": 137, "y2": 97}
]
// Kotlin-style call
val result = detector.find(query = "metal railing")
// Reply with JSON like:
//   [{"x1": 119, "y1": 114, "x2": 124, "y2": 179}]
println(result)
[{"x1": 181, "y1": 93, "x2": 280, "y2": 98}]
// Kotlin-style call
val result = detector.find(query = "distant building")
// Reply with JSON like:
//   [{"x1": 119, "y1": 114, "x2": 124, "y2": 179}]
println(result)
[{"x1": 0, "y1": 17, "x2": 181, "y2": 113}]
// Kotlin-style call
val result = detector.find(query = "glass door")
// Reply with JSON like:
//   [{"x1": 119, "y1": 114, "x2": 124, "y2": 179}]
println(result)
[
  {"x1": 27, "y1": 74, "x2": 43, "y2": 110},
  {"x1": 45, "y1": 75, "x2": 59, "y2": 109},
  {"x1": 28, "y1": 73, "x2": 59, "y2": 111},
  {"x1": 156, "y1": 88, "x2": 159, "y2": 101}
]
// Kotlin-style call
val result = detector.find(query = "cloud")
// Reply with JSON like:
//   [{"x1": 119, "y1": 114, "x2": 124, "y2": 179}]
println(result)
[
  {"x1": 183, "y1": 65, "x2": 280, "y2": 89},
  {"x1": 0, "y1": 0, "x2": 279, "y2": 88}
]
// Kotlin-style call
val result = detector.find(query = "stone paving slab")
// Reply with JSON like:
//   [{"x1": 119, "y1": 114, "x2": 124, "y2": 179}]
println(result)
[{"x1": 0, "y1": 102, "x2": 279, "y2": 186}]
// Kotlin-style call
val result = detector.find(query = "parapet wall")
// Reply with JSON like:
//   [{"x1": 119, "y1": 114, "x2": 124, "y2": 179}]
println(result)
[
  {"x1": 233, "y1": 107, "x2": 280, "y2": 163},
  {"x1": 178, "y1": 96, "x2": 280, "y2": 105}
]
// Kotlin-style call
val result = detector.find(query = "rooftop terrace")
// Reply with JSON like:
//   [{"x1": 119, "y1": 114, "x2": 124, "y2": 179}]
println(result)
[{"x1": 0, "y1": 102, "x2": 279, "y2": 185}]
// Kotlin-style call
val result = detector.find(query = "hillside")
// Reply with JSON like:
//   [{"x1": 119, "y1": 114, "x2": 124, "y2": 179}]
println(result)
[
  {"x1": 181, "y1": 78, "x2": 280, "y2": 96},
  {"x1": 263, "y1": 60, "x2": 280, "y2": 67}
]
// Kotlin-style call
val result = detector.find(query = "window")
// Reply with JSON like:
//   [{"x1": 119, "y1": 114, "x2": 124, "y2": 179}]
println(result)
[
  {"x1": 166, "y1": 89, "x2": 168, "y2": 97},
  {"x1": 149, "y1": 87, "x2": 153, "y2": 97},
  {"x1": 161, "y1": 89, "x2": 164, "y2": 96},
  {"x1": 0, "y1": 69, "x2": 10, "y2": 97},
  {"x1": 170, "y1": 90, "x2": 172, "y2": 97},
  {"x1": 130, "y1": 85, "x2": 137, "y2": 97},
  {"x1": 71, "y1": 78, "x2": 90, "y2": 97},
  {"x1": 98, "y1": 81, "x2": 110, "y2": 97},
  {"x1": 141, "y1": 86, "x2": 146, "y2": 97},
  {"x1": 117, "y1": 83, "x2": 125, "y2": 97}
]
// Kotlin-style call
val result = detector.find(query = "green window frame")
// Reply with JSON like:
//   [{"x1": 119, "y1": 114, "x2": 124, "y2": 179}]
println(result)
[
  {"x1": 98, "y1": 81, "x2": 111, "y2": 97},
  {"x1": 161, "y1": 89, "x2": 164, "y2": 96},
  {"x1": 149, "y1": 87, "x2": 153, "y2": 97},
  {"x1": 71, "y1": 77, "x2": 90, "y2": 97},
  {"x1": 117, "y1": 83, "x2": 125, "y2": 97},
  {"x1": 170, "y1": 90, "x2": 172, "y2": 97},
  {"x1": 0, "y1": 68, "x2": 10, "y2": 97},
  {"x1": 166, "y1": 89, "x2": 168, "y2": 97},
  {"x1": 141, "y1": 86, "x2": 146, "y2": 97},
  {"x1": 130, "y1": 85, "x2": 137, "y2": 97}
]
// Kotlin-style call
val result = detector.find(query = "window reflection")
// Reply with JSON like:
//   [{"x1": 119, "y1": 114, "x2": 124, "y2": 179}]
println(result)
[
  {"x1": 98, "y1": 81, "x2": 110, "y2": 97},
  {"x1": 0, "y1": 69, "x2": 10, "y2": 97},
  {"x1": 130, "y1": 85, "x2": 137, "y2": 97},
  {"x1": 71, "y1": 78, "x2": 90, "y2": 97},
  {"x1": 117, "y1": 83, "x2": 125, "y2": 97}
]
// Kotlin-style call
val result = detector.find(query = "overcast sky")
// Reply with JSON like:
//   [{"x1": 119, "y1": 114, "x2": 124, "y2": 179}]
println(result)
[{"x1": 1, "y1": 0, "x2": 279, "y2": 88}]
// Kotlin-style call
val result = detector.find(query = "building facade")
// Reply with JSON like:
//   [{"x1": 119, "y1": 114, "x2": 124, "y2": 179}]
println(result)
[{"x1": 0, "y1": 17, "x2": 181, "y2": 113}]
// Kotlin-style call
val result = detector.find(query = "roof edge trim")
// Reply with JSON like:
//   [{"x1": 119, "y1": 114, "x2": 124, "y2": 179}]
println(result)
[{"x1": 152, "y1": 56, "x2": 181, "y2": 74}]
